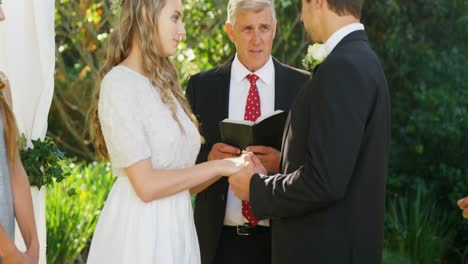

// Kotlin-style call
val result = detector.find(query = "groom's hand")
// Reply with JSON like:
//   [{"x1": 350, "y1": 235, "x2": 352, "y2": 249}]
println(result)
[
  {"x1": 246, "y1": 145, "x2": 280, "y2": 173},
  {"x1": 229, "y1": 154, "x2": 256, "y2": 201},
  {"x1": 208, "y1": 143, "x2": 241, "y2": 161}
]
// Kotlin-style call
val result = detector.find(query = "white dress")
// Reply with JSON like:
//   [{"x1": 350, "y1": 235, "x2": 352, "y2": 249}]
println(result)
[{"x1": 87, "y1": 65, "x2": 201, "y2": 264}]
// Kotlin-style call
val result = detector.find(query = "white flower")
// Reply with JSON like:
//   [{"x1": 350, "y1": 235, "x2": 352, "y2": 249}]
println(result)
[
  {"x1": 307, "y1": 44, "x2": 327, "y2": 62},
  {"x1": 302, "y1": 43, "x2": 328, "y2": 74}
]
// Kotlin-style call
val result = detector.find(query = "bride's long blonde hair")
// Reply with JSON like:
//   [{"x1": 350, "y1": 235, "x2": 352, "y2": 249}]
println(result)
[
  {"x1": 0, "y1": 73, "x2": 19, "y2": 165},
  {"x1": 89, "y1": 0, "x2": 201, "y2": 160}
]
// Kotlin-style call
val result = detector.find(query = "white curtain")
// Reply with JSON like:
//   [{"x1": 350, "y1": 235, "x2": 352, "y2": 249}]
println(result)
[{"x1": 0, "y1": 0, "x2": 56, "y2": 263}]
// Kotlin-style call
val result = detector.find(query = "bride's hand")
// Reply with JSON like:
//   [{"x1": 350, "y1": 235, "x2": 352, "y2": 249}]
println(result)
[
  {"x1": 221, "y1": 152, "x2": 265, "y2": 177},
  {"x1": 243, "y1": 151, "x2": 268, "y2": 175},
  {"x1": 226, "y1": 152, "x2": 261, "y2": 201},
  {"x1": 220, "y1": 155, "x2": 246, "y2": 176}
]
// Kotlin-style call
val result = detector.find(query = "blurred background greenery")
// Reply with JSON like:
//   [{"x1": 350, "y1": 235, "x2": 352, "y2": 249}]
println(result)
[{"x1": 46, "y1": 0, "x2": 467, "y2": 263}]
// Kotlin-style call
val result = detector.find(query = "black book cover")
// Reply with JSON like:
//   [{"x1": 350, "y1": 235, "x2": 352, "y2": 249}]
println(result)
[{"x1": 219, "y1": 110, "x2": 288, "y2": 150}]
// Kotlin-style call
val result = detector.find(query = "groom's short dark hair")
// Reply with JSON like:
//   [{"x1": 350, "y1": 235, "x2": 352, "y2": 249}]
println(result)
[
  {"x1": 328, "y1": 0, "x2": 364, "y2": 18},
  {"x1": 307, "y1": 0, "x2": 364, "y2": 19}
]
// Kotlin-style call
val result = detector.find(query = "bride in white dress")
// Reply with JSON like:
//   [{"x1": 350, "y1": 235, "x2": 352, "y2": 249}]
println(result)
[{"x1": 86, "y1": 0, "x2": 243, "y2": 263}]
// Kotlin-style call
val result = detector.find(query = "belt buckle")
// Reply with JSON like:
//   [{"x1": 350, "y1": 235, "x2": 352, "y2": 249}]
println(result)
[{"x1": 236, "y1": 223, "x2": 253, "y2": 236}]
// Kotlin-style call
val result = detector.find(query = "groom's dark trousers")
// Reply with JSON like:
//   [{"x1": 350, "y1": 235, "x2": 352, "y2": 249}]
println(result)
[
  {"x1": 249, "y1": 30, "x2": 391, "y2": 264},
  {"x1": 186, "y1": 57, "x2": 309, "y2": 264}
]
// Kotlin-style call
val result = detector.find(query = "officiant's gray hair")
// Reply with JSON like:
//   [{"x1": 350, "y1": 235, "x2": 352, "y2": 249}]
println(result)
[{"x1": 227, "y1": 0, "x2": 276, "y2": 26}]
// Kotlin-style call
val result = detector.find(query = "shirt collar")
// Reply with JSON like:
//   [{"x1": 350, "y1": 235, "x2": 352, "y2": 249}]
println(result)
[
  {"x1": 231, "y1": 54, "x2": 274, "y2": 86},
  {"x1": 325, "y1": 23, "x2": 365, "y2": 56}
]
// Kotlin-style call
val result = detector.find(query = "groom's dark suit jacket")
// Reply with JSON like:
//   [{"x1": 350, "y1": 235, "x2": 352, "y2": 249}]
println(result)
[
  {"x1": 250, "y1": 30, "x2": 391, "y2": 264},
  {"x1": 186, "y1": 57, "x2": 309, "y2": 264}
]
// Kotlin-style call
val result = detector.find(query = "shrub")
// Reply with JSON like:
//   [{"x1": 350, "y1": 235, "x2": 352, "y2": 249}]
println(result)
[
  {"x1": 385, "y1": 181, "x2": 457, "y2": 263},
  {"x1": 46, "y1": 162, "x2": 115, "y2": 264}
]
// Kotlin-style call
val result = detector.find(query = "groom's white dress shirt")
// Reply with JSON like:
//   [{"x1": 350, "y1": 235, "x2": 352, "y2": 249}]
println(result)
[
  {"x1": 325, "y1": 23, "x2": 365, "y2": 56},
  {"x1": 224, "y1": 54, "x2": 274, "y2": 227}
]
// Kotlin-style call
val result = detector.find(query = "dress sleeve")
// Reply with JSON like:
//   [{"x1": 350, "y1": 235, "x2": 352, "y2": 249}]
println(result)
[{"x1": 98, "y1": 76, "x2": 151, "y2": 168}]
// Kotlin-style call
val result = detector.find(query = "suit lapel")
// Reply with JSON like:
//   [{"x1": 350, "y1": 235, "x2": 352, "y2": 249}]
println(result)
[
  {"x1": 214, "y1": 57, "x2": 234, "y2": 119},
  {"x1": 273, "y1": 59, "x2": 294, "y2": 172},
  {"x1": 273, "y1": 58, "x2": 289, "y2": 111},
  {"x1": 214, "y1": 58, "x2": 234, "y2": 190},
  {"x1": 279, "y1": 112, "x2": 291, "y2": 172}
]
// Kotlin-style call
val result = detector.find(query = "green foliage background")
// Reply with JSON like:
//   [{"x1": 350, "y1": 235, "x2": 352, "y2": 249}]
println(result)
[
  {"x1": 47, "y1": 0, "x2": 467, "y2": 262},
  {"x1": 46, "y1": 162, "x2": 115, "y2": 264}
]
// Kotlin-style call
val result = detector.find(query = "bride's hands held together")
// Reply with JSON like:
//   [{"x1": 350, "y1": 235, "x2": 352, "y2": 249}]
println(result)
[
  {"x1": 227, "y1": 152, "x2": 267, "y2": 201},
  {"x1": 246, "y1": 145, "x2": 280, "y2": 173},
  {"x1": 220, "y1": 154, "x2": 248, "y2": 176},
  {"x1": 244, "y1": 151, "x2": 268, "y2": 176}
]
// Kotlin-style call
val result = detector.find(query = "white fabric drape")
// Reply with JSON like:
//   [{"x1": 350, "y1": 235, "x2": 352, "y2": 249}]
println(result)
[
  {"x1": 15, "y1": 187, "x2": 47, "y2": 263},
  {"x1": 0, "y1": 0, "x2": 56, "y2": 263}
]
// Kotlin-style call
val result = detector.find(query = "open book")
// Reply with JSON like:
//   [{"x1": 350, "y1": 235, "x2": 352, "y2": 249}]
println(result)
[{"x1": 219, "y1": 110, "x2": 288, "y2": 150}]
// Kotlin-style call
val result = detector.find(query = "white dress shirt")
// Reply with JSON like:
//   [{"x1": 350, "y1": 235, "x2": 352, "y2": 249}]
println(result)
[
  {"x1": 224, "y1": 54, "x2": 274, "y2": 227},
  {"x1": 325, "y1": 23, "x2": 365, "y2": 56}
]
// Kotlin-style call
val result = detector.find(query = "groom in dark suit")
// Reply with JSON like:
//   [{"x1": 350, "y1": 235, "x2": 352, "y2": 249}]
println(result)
[
  {"x1": 229, "y1": 0, "x2": 391, "y2": 263},
  {"x1": 186, "y1": 1, "x2": 309, "y2": 264}
]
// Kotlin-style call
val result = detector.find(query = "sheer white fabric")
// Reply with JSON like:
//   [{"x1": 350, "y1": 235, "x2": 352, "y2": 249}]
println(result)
[
  {"x1": 87, "y1": 66, "x2": 201, "y2": 264},
  {"x1": 0, "y1": 1, "x2": 55, "y2": 263},
  {"x1": 0, "y1": 0, "x2": 55, "y2": 143}
]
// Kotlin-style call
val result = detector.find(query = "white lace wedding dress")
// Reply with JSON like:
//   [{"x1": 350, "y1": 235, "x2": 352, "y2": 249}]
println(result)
[{"x1": 87, "y1": 65, "x2": 201, "y2": 264}]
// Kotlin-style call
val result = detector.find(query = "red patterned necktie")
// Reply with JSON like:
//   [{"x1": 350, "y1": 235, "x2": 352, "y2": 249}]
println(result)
[{"x1": 242, "y1": 74, "x2": 261, "y2": 226}]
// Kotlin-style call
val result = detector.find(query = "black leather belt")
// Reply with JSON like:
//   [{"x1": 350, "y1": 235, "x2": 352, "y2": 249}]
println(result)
[{"x1": 224, "y1": 223, "x2": 270, "y2": 236}]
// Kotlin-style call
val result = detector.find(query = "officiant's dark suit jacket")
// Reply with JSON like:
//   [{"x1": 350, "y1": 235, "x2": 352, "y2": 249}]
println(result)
[
  {"x1": 249, "y1": 30, "x2": 391, "y2": 264},
  {"x1": 186, "y1": 57, "x2": 309, "y2": 264}
]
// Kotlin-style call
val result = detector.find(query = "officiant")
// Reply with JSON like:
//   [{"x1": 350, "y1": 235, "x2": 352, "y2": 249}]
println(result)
[{"x1": 185, "y1": 1, "x2": 309, "y2": 264}]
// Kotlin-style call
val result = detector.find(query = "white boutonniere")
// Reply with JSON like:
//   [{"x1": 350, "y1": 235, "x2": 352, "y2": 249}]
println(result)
[{"x1": 302, "y1": 43, "x2": 327, "y2": 76}]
